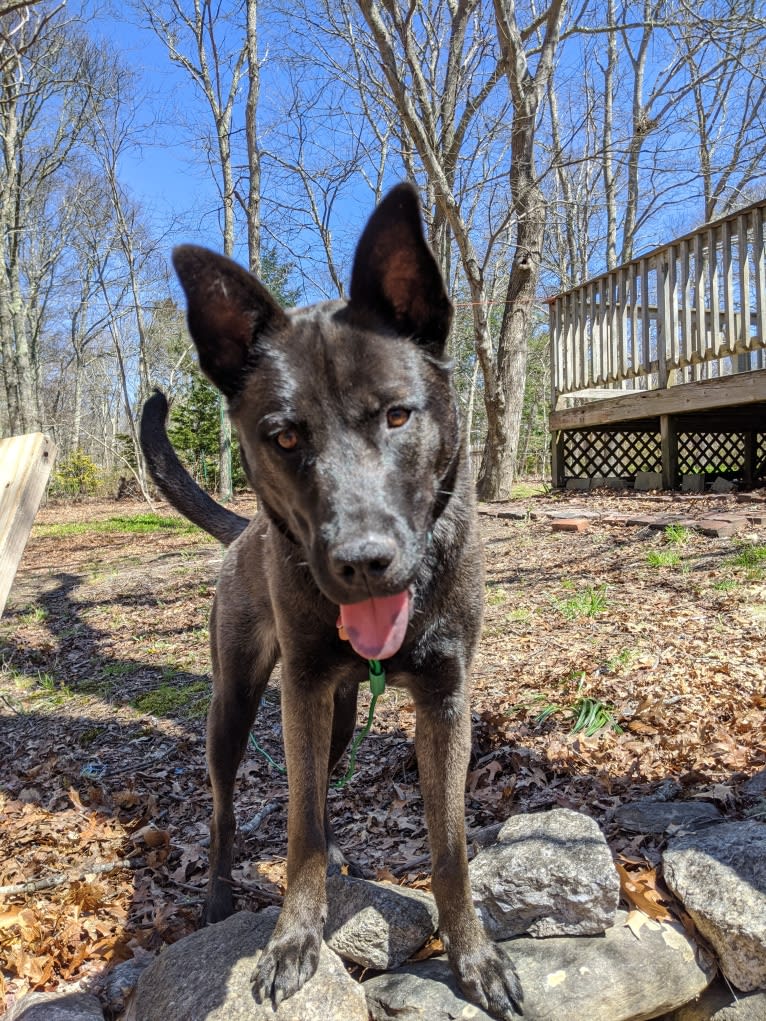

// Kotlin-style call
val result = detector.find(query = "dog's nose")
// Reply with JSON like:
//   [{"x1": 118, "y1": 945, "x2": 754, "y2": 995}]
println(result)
[{"x1": 330, "y1": 535, "x2": 398, "y2": 583}]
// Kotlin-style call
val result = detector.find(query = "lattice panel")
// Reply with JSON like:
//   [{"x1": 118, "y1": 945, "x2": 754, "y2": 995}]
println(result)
[
  {"x1": 756, "y1": 433, "x2": 766, "y2": 482},
  {"x1": 677, "y1": 431, "x2": 746, "y2": 477},
  {"x1": 563, "y1": 429, "x2": 662, "y2": 479}
]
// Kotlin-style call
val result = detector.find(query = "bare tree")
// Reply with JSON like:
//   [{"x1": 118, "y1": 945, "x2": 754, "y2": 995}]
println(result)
[
  {"x1": 141, "y1": 0, "x2": 252, "y2": 500},
  {"x1": 0, "y1": 12, "x2": 112, "y2": 436}
]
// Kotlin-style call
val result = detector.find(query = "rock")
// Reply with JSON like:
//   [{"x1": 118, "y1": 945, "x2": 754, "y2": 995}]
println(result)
[
  {"x1": 124, "y1": 909, "x2": 368, "y2": 1021},
  {"x1": 710, "y1": 477, "x2": 736, "y2": 493},
  {"x1": 565, "y1": 478, "x2": 591, "y2": 491},
  {"x1": 743, "y1": 769, "x2": 766, "y2": 799},
  {"x1": 325, "y1": 874, "x2": 438, "y2": 969},
  {"x1": 98, "y1": 953, "x2": 154, "y2": 1015},
  {"x1": 614, "y1": 799, "x2": 722, "y2": 835},
  {"x1": 682, "y1": 474, "x2": 706, "y2": 493},
  {"x1": 663, "y1": 820, "x2": 766, "y2": 992},
  {"x1": 7, "y1": 992, "x2": 104, "y2": 1021},
  {"x1": 658, "y1": 977, "x2": 766, "y2": 1019},
  {"x1": 469, "y1": 808, "x2": 620, "y2": 939},
  {"x1": 364, "y1": 911, "x2": 714, "y2": 1021},
  {"x1": 635, "y1": 471, "x2": 664, "y2": 491}
]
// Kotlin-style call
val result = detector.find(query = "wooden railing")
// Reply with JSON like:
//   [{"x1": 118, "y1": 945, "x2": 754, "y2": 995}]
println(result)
[{"x1": 548, "y1": 199, "x2": 766, "y2": 407}]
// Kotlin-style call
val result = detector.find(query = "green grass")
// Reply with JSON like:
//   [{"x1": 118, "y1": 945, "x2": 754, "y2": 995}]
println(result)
[
  {"x1": 486, "y1": 585, "x2": 509, "y2": 606},
  {"x1": 711, "y1": 578, "x2": 739, "y2": 592},
  {"x1": 729, "y1": 544, "x2": 766, "y2": 569},
  {"x1": 554, "y1": 584, "x2": 608, "y2": 619},
  {"x1": 513, "y1": 684, "x2": 622, "y2": 737},
  {"x1": 509, "y1": 480, "x2": 549, "y2": 499},
  {"x1": 132, "y1": 681, "x2": 210, "y2": 718},
  {"x1": 646, "y1": 550, "x2": 681, "y2": 568},
  {"x1": 663, "y1": 524, "x2": 691, "y2": 546},
  {"x1": 34, "y1": 514, "x2": 204, "y2": 539}
]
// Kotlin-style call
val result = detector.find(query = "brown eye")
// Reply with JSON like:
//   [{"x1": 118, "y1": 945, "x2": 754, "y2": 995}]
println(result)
[
  {"x1": 386, "y1": 407, "x2": 410, "y2": 429},
  {"x1": 276, "y1": 428, "x2": 299, "y2": 451}
]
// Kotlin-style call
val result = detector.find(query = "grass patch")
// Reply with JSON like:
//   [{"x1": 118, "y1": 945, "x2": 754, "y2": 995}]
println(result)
[
  {"x1": 646, "y1": 550, "x2": 681, "y2": 568},
  {"x1": 554, "y1": 584, "x2": 608, "y2": 619},
  {"x1": 132, "y1": 681, "x2": 210, "y2": 718},
  {"x1": 663, "y1": 523, "x2": 691, "y2": 546},
  {"x1": 712, "y1": 578, "x2": 739, "y2": 593},
  {"x1": 511, "y1": 680, "x2": 622, "y2": 737},
  {"x1": 486, "y1": 585, "x2": 508, "y2": 606},
  {"x1": 34, "y1": 514, "x2": 204, "y2": 539},
  {"x1": 729, "y1": 543, "x2": 766, "y2": 569},
  {"x1": 509, "y1": 480, "x2": 548, "y2": 499}
]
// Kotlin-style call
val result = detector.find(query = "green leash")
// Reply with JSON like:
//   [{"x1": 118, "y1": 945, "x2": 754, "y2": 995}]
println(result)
[{"x1": 248, "y1": 658, "x2": 386, "y2": 789}]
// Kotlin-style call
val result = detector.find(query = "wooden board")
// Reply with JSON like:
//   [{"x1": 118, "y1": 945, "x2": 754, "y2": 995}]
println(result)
[
  {"x1": 0, "y1": 433, "x2": 56, "y2": 618},
  {"x1": 550, "y1": 369, "x2": 766, "y2": 432}
]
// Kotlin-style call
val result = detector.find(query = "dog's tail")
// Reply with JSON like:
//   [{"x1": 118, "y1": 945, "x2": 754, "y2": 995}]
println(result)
[{"x1": 139, "y1": 389, "x2": 250, "y2": 546}]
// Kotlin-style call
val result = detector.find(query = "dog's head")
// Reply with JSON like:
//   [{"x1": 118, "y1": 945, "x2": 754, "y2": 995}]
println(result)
[{"x1": 173, "y1": 184, "x2": 459, "y2": 658}]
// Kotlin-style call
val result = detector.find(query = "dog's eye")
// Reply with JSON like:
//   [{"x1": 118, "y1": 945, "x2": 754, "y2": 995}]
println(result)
[
  {"x1": 386, "y1": 407, "x2": 410, "y2": 429},
  {"x1": 275, "y1": 428, "x2": 299, "y2": 451}
]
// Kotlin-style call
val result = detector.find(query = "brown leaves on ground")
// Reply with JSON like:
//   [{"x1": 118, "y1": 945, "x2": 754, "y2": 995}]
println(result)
[{"x1": 0, "y1": 490, "x2": 765, "y2": 1008}]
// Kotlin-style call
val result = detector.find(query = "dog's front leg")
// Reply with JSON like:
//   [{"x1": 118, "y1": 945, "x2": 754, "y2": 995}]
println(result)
[
  {"x1": 415, "y1": 682, "x2": 523, "y2": 1020},
  {"x1": 251, "y1": 672, "x2": 334, "y2": 1008}
]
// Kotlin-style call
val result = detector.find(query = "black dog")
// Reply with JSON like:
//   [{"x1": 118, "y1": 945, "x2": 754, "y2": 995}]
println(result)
[{"x1": 140, "y1": 184, "x2": 521, "y2": 1018}]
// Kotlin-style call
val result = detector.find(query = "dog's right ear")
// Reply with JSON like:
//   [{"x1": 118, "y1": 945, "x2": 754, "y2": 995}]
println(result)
[{"x1": 172, "y1": 246, "x2": 288, "y2": 398}]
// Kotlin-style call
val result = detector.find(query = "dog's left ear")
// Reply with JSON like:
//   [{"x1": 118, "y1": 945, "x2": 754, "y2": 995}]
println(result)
[{"x1": 349, "y1": 184, "x2": 453, "y2": 352}]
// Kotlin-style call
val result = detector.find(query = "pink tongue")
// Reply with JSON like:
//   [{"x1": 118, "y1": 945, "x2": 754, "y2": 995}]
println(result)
[{"x1": 339, "y1": 591, "x2": 410, "y2": 660}]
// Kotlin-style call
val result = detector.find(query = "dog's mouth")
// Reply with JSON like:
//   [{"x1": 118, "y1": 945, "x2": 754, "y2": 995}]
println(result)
[{"x1": 338, "y1": 590, "x2": 410, "y2": 660}]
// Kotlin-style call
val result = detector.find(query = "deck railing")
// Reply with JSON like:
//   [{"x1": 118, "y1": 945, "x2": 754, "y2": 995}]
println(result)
[{"x1": 549, "y1": 199, "x2": 766, "y2": 407}]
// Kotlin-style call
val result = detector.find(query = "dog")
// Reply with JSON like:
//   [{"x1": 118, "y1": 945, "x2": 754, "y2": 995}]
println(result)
[{"x1": 139, "y1": 184, "x2": 521, "y2": 1019}]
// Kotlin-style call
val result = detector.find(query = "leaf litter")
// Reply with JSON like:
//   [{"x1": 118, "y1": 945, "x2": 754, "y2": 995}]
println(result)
[{"x1": 0, "y1": 490, "x2": 764, "y2": 1010}]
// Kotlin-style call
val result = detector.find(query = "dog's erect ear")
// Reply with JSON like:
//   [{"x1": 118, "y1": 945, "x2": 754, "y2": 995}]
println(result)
[
  {"x1": 172, "y1": 246, "x2": 288, "y2": 398},
  {"x1": 349, "y1": 184, "x2": 453, "y2": 351}
]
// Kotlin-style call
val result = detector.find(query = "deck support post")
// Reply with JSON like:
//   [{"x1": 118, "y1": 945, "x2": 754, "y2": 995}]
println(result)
[
  {"x1": 551, "y1": 430, "x2": 566, "y2": 489},
  {"x1": 660, "y1": 415, "x2": 678, "y2": 490}
]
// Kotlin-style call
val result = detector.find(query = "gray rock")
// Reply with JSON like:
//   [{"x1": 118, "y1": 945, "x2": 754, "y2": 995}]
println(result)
[
  {"x1": 325, "y1": 874, "x2": 438, "y2": 969},
  {"x1": 99, "y1": 954, "x2": 154, "y2": 1015},
  {"x1": 7, "y1": 992, "x2": 104, "y2": 1021},
  {"x1": 469, "y1": 808, "x2": 620, "y2": 939},
  {"x1": 636, "y1": 471, "x2": 664, "y2": 492},
  {"x1": 364, "y1": 911, "x2": 715, "y2": 1021},
  {"x1": 565, "y1": 478, "x2": 591, "y2": 491},
  {"x1": 614, "y1": 799, "x2": 722, "y2": 835},
  {"x1": 743, "y1": 770, "x2": 766, "y2": 799},
  {"x1": 124, "y1": 909, "x2": 368, "y2": 1021},
  {"x1": 682, "y1": 474, "x2": 706, "y2": 493},
  {"x1": 658, "y1": 978, "x2": 766, "y2": 1020},
  {"x1": 663, "y1": 820, "x2": 766, "y2": 992},
  {"x1": 710, "y1": 477, "x2": 736, "y2": 494}
]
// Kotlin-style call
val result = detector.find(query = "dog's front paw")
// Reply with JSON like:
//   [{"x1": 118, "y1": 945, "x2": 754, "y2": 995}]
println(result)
[
  {"x1": 450, "y1": 938, "x2": 523, "y2": 1020},
  {"x1": 251, "y1": 925, "x2": 322, "y2": 1008}
]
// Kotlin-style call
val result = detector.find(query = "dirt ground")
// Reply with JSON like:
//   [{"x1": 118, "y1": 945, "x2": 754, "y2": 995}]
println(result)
[{"x1": 1, "y1": 489, "x2": 765, "y2": 1014}]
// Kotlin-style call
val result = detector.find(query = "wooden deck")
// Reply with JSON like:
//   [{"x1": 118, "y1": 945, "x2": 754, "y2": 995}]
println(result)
[{"x1": 548, "y1": 199, "x2": 766, "y2": 489}]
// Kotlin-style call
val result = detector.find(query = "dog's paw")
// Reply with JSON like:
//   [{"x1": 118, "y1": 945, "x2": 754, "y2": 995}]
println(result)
[
  {"x1": 450, "y1": 939, "x2": 523, "y2": 1020},
  {"x1": 251, "y1": 926, "x2": 322, "y2": 1008}
]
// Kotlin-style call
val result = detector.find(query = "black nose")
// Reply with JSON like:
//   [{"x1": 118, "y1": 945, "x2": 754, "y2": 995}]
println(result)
[{"x1": 330, "y1": 535, "x2": 398, "y2": 583}]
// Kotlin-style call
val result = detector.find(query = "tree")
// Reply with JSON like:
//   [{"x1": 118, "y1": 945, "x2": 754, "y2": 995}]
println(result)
[
  {"x1": 141, "y1": 0, "x2": 259, "y2": 501},
  {"x1": 0, "y1": 10, "x2": 112, "y2": 435}
]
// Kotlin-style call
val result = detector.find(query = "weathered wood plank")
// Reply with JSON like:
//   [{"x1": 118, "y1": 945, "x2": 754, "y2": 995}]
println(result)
[
  {"x1": 754, "y1": 206, "x2": 766, "y2": 352},
  {"x1": 680, "y1": 239, "x2": 693, "y2": 368},
  {"x1": 737, "y1": 212, "x2": 751, "y2": 353},
  {"x1": 709, "y1": 226, "x2": 722, "y2": 357},
  {"x1": 549, "y1": 368, "x2": 766, "y2": 431},
  {"x1": 0, "y1": 433, "x2": 56, "y2": 618}
]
